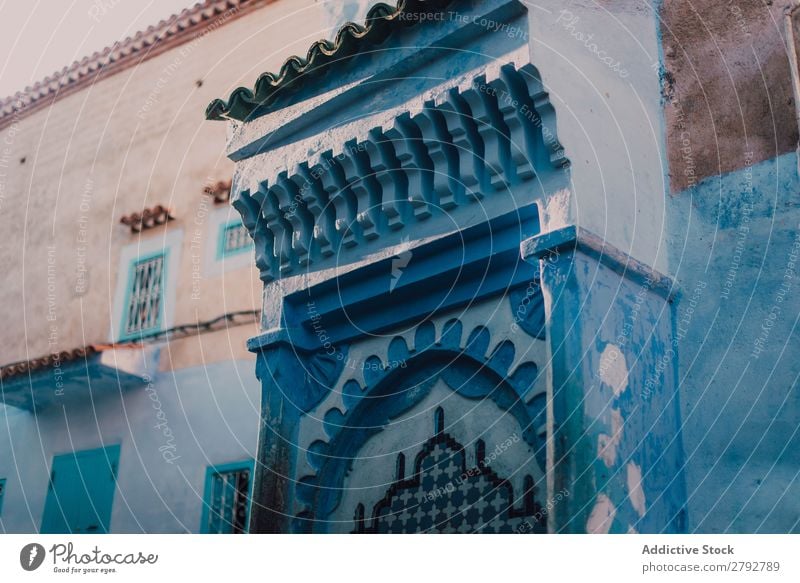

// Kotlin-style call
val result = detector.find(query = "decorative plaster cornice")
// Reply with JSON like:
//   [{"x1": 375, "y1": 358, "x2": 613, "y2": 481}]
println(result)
[
  {"x1": 232, "y1": 63, "x2": 567, "y2": 283},
  {"x1": 0, "y1": 0, "x2": 274, "y2": 130},
  {"x1": 206, "y1": 0, "x2": 456, "y2": 122}
]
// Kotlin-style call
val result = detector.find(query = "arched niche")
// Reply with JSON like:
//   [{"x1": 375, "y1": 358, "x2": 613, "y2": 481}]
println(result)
[{"x1": 295, "y1": 322, "x2": 548, "y2": 533}]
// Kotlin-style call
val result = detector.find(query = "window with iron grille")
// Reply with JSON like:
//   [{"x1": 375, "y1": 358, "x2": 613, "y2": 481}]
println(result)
[
  {"x1": 202, "y1": 462, "x2": 253, "y2": 534},
  {"x1": 218, "y1": 221, "x2": 252, "y2": 258},
  {"x1": 124, "y1": 253, "x2": 165, "y2": 337}
]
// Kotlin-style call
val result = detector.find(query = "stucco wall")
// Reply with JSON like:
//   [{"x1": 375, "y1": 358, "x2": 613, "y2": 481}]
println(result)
[
  {"x1": 529, "y1": 0, "x2": 800, "y2": 532},
  {"x1": 0, "y1": 0, "x2": 371, "y2": 365},
  {"x1": 669, "y1": 152, "x2": 800, "y2": 533},
  {"x1": 660, "y1": 0, "x2": 797, "y2": 192},
  {"x1": 656, "y1": 0, "x2": 800, "y2": 533},
  {"x1": 527, "y1": 0, "x2": 669, "y2": 273},
  {"x1": 0, "y1": 359, "x2": 260, "y2": 533}
]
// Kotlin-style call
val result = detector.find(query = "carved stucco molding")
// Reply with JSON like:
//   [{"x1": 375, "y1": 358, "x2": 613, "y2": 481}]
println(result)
[
  {"x1": 291, "y1": 316, "x2": 547, "y2": 532},
  {"x1": 232, "y1": 63, "x2": 568, "y2": 283}
]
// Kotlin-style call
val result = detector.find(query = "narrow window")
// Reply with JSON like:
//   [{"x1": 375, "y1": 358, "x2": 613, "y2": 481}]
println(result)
[
  {"x1": 201, "y1": 461, "x2": 253, "y2": 534},
  {"x1": 0, "y1": 478, "x2": 6, "y2": 517},
  {"x1": 124, "y1": 253, "x2": 165, "y2": 337},
  {"x1": 217, "y1": 220, "x2": 252, "y2": 259}
]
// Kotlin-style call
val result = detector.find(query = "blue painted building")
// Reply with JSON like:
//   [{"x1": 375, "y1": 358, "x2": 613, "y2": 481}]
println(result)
[
  {"x1": 207, "y1": 0, "x2": 679, "y2": 533},
  {"x1": 207, "y1": 0, "x2": 800, "y2": 533},
  {"x1": 0, "y1": 0, "x2": 328, "y2": 534},
  {"x1": 1, "y1": 0, "x2": 797, "y2": 535}
]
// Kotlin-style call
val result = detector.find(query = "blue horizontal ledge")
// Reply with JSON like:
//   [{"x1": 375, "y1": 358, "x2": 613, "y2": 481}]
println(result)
[
  {"x1": 248, "y1": 204, "x2": 541, "y2": 353},
  {"x1": 520, "y1": 225, "x2": 678, "y2": 301}
]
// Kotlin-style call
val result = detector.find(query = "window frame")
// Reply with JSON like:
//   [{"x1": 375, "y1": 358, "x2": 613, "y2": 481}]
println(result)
[
  {"x1": 118, "y1": 249, "x2": 169, "y2": 342},
  {"x1": 216, "y1": 218, "x2": 253, "y2": 260},
  {"x1": 199, "y1": 459, "x2": 255, "y2": 534}
]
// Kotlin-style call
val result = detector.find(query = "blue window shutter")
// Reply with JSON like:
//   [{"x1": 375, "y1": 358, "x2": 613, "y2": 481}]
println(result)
[{"x1": 41, "y1": 445, "x2": 121, "y2": 534}]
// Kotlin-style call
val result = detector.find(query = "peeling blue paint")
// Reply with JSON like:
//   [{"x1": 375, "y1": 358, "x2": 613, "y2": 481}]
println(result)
[{"x1": 669, "y1": 151, "x2": 800, "y2": 533}]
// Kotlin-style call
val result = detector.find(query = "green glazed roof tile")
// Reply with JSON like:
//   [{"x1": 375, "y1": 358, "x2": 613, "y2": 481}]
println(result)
[{"x1": 206, "y1": 0, "x2": 454, "y2": 121}]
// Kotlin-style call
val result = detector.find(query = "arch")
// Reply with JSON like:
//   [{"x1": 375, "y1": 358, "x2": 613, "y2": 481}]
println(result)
[{"x1": 294, "y1": 322, "x2": 547, "y2": 532}]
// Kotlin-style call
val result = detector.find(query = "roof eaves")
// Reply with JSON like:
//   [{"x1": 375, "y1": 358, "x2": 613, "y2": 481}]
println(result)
[{"x1": 206, "y1": 0, "x2": 454, "y2": 122}]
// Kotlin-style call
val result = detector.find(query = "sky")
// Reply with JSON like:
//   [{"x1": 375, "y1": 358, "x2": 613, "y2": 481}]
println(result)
[{"x1": 0, "y1": 0, "x2": 199, "y2": 98}]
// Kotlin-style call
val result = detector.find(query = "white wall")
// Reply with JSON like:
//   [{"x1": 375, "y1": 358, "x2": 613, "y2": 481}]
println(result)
[
  {"x1": 526, "y1": 0, "x2": 668, "y2": 273},
  {"x1": 0, "y1": 359, "x2": 260, "y2": 533}
]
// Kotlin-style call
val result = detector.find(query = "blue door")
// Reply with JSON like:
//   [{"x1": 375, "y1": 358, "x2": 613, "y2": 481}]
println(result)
[{"x1": 40, "y1": 445, "x2": 120, "y2": 534}]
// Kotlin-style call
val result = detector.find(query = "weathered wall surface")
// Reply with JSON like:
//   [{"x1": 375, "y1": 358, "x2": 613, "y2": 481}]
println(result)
[
  {"x1": 0, "y1": 359, "x2": 260, "y2": 533},
  {"x1": 669, "y1": 152, "x2": 800, "y2": 533},
  {"x1": 532, "y1": 0, "x2": 800, "y2": 532},
  {"x1": 0, "y1": 0, "x2": 369, "y2": 366},
  {"x1": 535, "y1": 241, "x2": 685, "y2": 534},
  {"x1": 660, "y1": 0, "x2": 797, "y2": 192},
  {"x1": 659, "y1": 0, "x2": 800, "y2": 533}
]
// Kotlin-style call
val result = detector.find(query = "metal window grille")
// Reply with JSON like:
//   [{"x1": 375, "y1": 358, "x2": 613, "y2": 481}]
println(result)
[
  {"x1": 206, "y1": 467, "x2": 251, "y2": 534},
  {"x1": 125, "y1": 254, "x2": 164, "y2": 336},
  {"x1": 221, "y1": 222, "x2": 252, "y2": 255}
]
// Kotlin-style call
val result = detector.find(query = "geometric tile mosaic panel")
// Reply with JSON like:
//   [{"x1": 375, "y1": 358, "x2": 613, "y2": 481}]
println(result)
[{"x1": 352, "y1": 410, "x2": 545, "y2": 534}]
